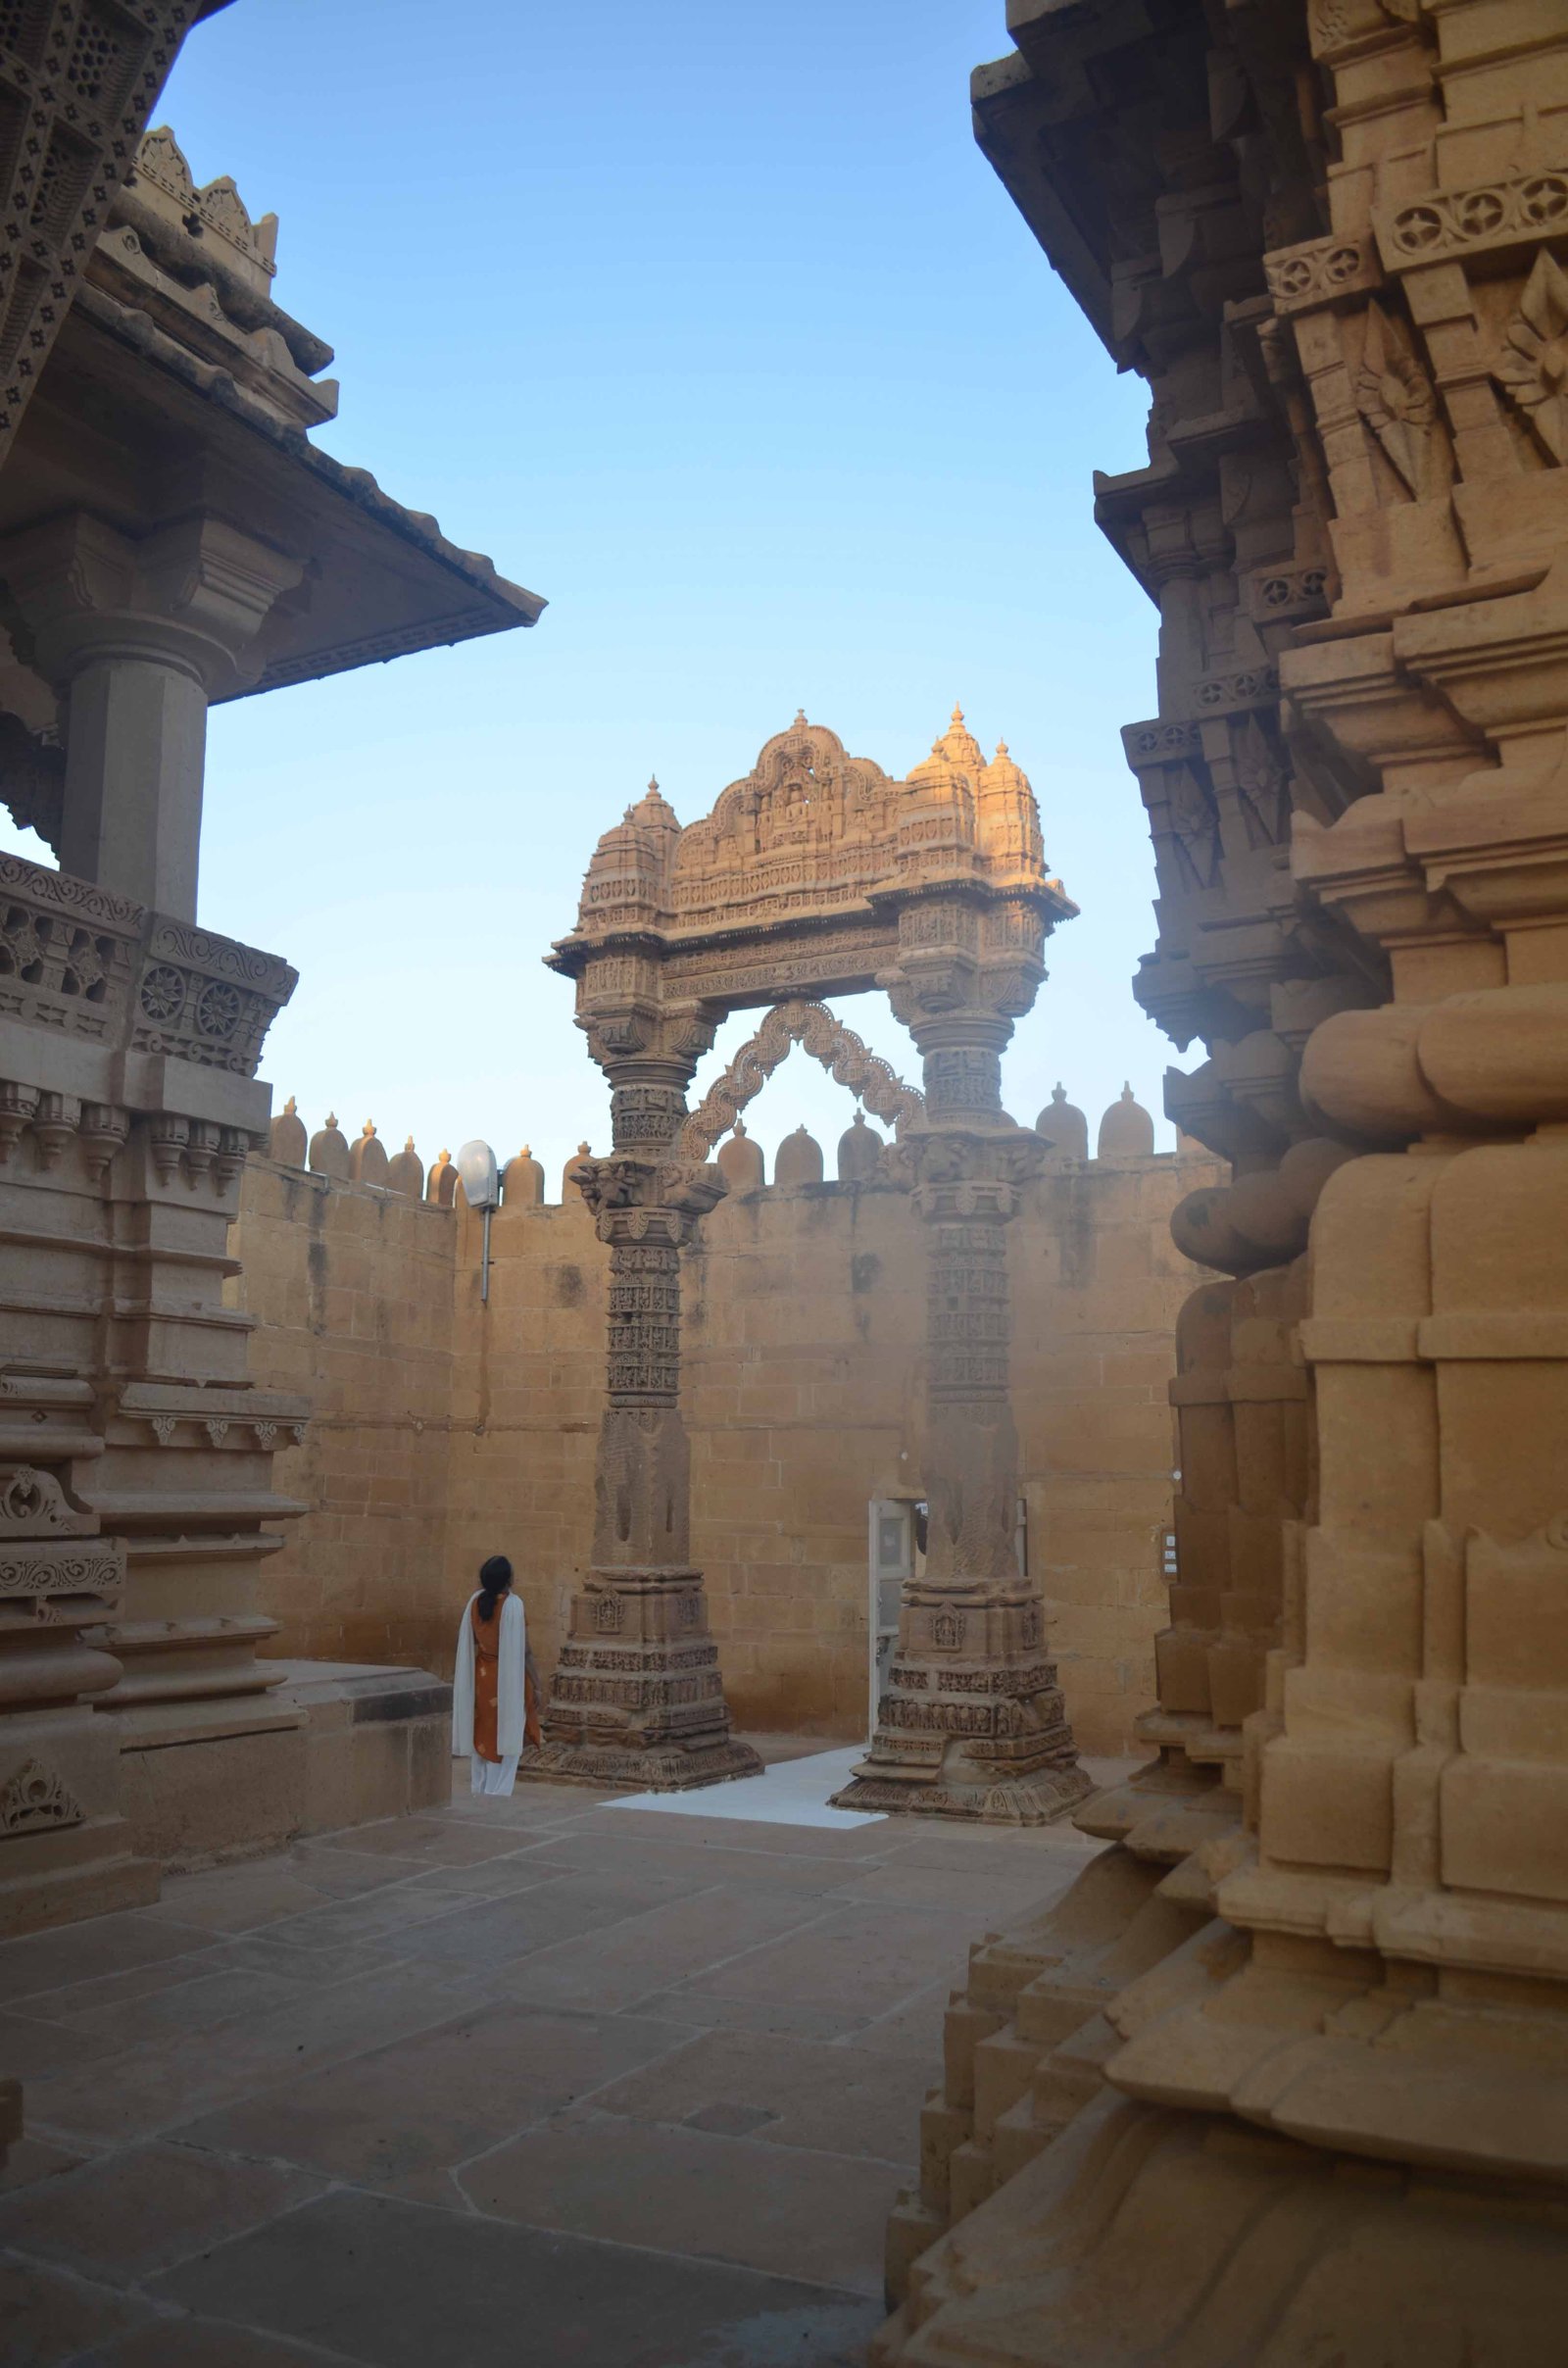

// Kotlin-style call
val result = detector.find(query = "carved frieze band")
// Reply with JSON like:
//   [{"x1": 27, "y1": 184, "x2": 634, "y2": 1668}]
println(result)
[
  {"x1": 0, "y1": 1538, "x2": 124, "y2": 1603},
  {"x1": 1375, "y1": 170, "x2": 1568, "y2": 272},
  {"x1": 607, "y1": 1241, "x2": 682, "y2": 1402},
  {"x1": 1, "y1": 852, "x2": 295, "y2": 1075},
  {"x1": 1265, "y1": 232, "x2": 1382, "y2": 316}
]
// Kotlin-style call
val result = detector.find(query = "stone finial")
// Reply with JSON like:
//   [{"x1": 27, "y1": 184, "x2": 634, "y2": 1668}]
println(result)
[
  {"x1": 503, "y1": 1144, "x2": 545, "y2": 1209},
  {"x1": 561, "y1": 1141, "x2": 593, "y2": 1205},
  {"x1": 1097, "y1": 1082, "x2": 1155, "y2": 1159},
  {"x1": 793, "y1": 707, "x2": 808, "y2": 725},
  {"x1": 717, "y1": 1118, "x2": 765, "y2": 1194},
  {"x1": 270, "y1": 1094, "x2": 307, "y2": 1168},
  {"x1": 915, "y1": 702, "x2": 985, "y2": 779},
  {"x1": 307, "y1": 1111, "x2": 350, "y2": 1181},
  {"x1": 774, "y1": 1123, "x2": 824, "y2": 1190},
  {"x1": 385, "y1": 1135, "x2": 424, "y2": 1202},
  {"x1": 349, "y1": 1119, "x2": 389, "y2": 1188},
  {"x1": 837, "y1": 1108, "x2": 883, "y2": 1184},
  {"x1": 427, "y1": 1147, "x2": 457, "y2": 1208},
  {"x1": 1035, "y1": 1082, "x2": 1088, "y2": 1161}
]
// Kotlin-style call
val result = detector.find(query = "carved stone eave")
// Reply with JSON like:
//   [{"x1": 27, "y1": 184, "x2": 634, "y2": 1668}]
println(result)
[
  {"x1": 1, "y1": 290, "x2": 544, "y2": 719},
  {"x1": 970, "y1": 49, "x2": 1116, "y2": 355},
  {"x1": 0, "y1": 2, "x2": 221, "y2": 460}
]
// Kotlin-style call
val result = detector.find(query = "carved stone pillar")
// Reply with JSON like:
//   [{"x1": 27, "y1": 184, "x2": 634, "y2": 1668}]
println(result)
[
  {"x1": 0, "y1": 511, "x2": 303, "y2": 920},
  {"x1": 523, "y1": 1013, "x2": 760, "y2": 1791},
  {"x1": 834, "y1": 976, "x2": 1089, "y2": 1823}
]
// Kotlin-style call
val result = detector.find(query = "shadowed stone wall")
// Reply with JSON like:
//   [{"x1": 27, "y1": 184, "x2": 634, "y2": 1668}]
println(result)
[{"x1": 229, "y1": 1132, "x2": 1220, "y2": 1755}]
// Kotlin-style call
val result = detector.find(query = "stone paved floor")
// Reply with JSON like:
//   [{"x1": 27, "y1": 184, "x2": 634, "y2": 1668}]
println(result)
[{"x1": 0, "y1": 1742, "x2": 1112, "y2": 2368}]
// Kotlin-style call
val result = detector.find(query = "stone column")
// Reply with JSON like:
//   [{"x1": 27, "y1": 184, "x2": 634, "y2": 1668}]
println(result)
[
  {"x1": 834, "y1": 988, "x2": 1090, "y2": 1824},
  {"x1": 523, "y1": 1028, "x2": 760, "y2": 1791},
  {"x1": 0, "y1": 511, "x2": 303, "y2": 918}
]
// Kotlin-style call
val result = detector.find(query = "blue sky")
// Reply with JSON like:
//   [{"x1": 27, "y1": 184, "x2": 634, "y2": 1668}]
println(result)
[{"x1": 110, "y1": 0, "x2": 1174, "y2": 1179}]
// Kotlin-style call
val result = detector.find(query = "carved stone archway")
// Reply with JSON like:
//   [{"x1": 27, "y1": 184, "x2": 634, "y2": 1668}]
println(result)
[
  {"x1": 678, "y1": 999, "x2": 925, "y2": 1159},
  {"x1": 524, "y1": 712, "x2": 1092, "y2": 1822}
]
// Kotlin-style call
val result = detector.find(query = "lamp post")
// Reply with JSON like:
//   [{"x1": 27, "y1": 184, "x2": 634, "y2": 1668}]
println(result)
[{"x1": 456, "y1": 1139, "x2": 501, "y2": 1304}]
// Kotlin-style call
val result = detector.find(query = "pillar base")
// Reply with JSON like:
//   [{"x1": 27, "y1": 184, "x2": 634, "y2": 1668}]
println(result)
[
  {"x1": 875, "y1": 2089, "x2": 1568, "y2": 2368},
  {"x1": 517, "y1": 1735, "x2": 763, "y2": 1793},
  {"x1": 526, "y1": 1565, "x2": 761, "y2": 1794},
  {"x1": 831, "y1": 1758, "x2": 1093, "y2": 1823},
  {"x1": 0, "y1": 1704, "x2": 160, "y2": 1939},
  {"x1": 833, "y1": 1588, "x2": 1092, "y2": 1823},
  {"x1": 0, "y1": 1823, "x2": 160, "y2": 1941}
]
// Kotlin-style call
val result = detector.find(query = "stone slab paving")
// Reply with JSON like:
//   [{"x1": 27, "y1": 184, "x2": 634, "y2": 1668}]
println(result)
[{"x1": 0, "y1": 1743, "x2": 1113, "y2": 2367}]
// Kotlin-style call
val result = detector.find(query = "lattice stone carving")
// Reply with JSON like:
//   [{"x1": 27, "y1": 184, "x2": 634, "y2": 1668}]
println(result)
[
  {"x1": 0, "y1": 851, "x2": 295, "y2": 1075},
  {"x1": 679, "y1": 999, "x2": 924, "y2": 1159},
  {"x1": 0, "y1": 1, "x2": 208, "y2": 452}
]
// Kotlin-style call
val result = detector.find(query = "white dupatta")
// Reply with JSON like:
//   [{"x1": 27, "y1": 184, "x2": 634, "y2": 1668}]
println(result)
[{"x1": 451, "y1": 1589, "x2": 527, "y2": 1758}]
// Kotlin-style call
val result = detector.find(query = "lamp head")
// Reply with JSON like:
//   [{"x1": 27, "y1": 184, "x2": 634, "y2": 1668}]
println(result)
[{"x1": 456, "y1": 1138, "x2": 501, "y2": 1211}]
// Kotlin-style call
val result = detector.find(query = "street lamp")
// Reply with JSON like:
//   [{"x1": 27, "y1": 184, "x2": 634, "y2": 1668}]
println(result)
[{"x1": 456, "y1": 1138, "x2": 501, "y2": 1305}]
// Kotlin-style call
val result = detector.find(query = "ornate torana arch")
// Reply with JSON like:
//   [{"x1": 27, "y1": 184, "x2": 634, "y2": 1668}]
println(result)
[
  {"x1": 678, "y1": 999, "x2": 924, "y2": 1161},
  {"x1": 521, "y1": 713, "x2": 1089, "y2": 1823}
]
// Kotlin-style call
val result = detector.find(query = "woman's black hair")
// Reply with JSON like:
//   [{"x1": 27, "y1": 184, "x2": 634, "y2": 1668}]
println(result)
[{"x1": 476, "y1": 1554, "x2": 513, "y2": 1625}]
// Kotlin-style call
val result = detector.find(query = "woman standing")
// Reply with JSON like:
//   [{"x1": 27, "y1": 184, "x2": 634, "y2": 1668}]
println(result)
[{"x1": 451, "y1": 1555, "x2": 541, "y2": 1798}]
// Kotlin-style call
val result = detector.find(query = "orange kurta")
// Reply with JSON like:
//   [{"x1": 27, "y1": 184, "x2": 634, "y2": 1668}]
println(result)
[
  {"x1": 469, "y1": 1597, "x2": 542, "y2": 1761},
  {"x1": 470, "y1": 1598, "x2": 502, "y2": 1762}
]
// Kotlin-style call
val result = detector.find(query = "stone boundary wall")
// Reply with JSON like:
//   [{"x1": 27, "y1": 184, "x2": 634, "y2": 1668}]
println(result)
[{"x1": 228, "y1": 1138, "x2": 1221, "y2": 1755}]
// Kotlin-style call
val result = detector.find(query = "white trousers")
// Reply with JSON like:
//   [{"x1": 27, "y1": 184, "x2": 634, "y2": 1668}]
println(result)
[{"x1": 470, "y1": 1751, "x2": 519, "y2": 1799}]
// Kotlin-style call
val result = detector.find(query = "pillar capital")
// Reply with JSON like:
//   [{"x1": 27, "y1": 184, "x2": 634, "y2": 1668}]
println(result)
[{"x1": 0, "y1": 508, "x2": 303, "y2": 700}]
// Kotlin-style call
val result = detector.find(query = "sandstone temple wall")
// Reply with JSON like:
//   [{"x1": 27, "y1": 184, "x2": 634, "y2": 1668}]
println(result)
[{"x1": 227, "y1": 1127, "x2": 1221, "y2": 1754}]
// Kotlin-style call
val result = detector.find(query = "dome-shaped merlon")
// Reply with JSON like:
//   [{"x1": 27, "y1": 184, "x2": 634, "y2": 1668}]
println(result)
[
  {"x1": 561, "y1": 1141, "x2": 593, "y2": 1204},
  {"x1": 270, "y1": 1095, "x2": 307, "y2": 1168},
  {"x1": 386, "y1": 1136, "x2": 424, "y2": 1202},
  {"x1": 1097, "y1": 1082, "x2": 1155, "y2": 1159},
  {"x1": 774, "y1": 1124, "x2": 824, "y2": 1189},
  {"x1": 350, "y1": 1120, "x2": 388, "y2": 1187},
  {"x1": 426, "y1": 1148, "x2": 457, "y2": 1207},
  {"x1": 308, "y1": 1111, "x2": 350, "y2": 1180},
  {"x1": 1035, "y1": 1083, "x2": 1088, "y2": 1161},
  {"x1": 503, "y1": 1146, "x2": 545, "y2": 1208},
  {"x1": 717, "y1": 1118, "x2": 765, "y2": 1193},
  {"x1": 837, "y1": 1109, "x2": 882, "y2": 1183}
]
